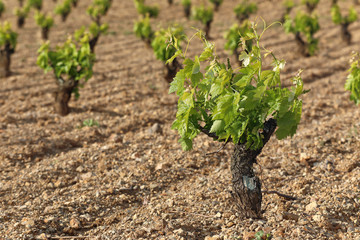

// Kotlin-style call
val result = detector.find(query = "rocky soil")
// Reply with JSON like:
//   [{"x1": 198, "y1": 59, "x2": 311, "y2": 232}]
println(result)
[{"x1": 0, "y1": 0, "x2": 359, "y2": 239}]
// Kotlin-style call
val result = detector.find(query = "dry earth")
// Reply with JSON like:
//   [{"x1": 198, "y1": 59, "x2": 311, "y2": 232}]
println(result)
[{"x1": 0, "y1": 0, "x2": 360, "y2": 239}]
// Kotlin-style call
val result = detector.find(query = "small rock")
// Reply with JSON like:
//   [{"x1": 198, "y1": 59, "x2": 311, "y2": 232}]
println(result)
[
  {"x1": 173, "y1": 228, "x2": 184, "y2": 235},
  {"x1": 275, "y1": 212, "x2": 283, "y2": 221},
  {"x1": 19, "y1": 205, "x2": 27, "y2": 210},
  {"x1": 274, "y1": 227, "x2": 285, "y2": 237},
  {"x1": 44, "y1": 216, "x2": 56, "y2": 224},
  {"x1": 109, "y1": 133, "x2": 122, "y2": 143},
  {"x1": 150, "y1": 183, "x2": 159, "y2": 190},
  {"x1": 70, "y1": 218, "x2": 81, "y2": 229},
  {"x1": 43, "y1": 206, "x2": 54, "y2": 214},
  {"x1": 300, "y1": 152, "x2": 310, "y2": 161},
  {"x1": 154, "y1": 217, "x2": 167, "y2": 231},
  {"x1": 135, "y1": 229, "x2": 147, "y2": 238},
  {"x1": 155, "y1": 162, "x2": 171, "y2": 171},
  {"x1": 21, "y1": 218, "x2": 35, "y2": 228},
  {"x1": 205, "y1": 235, "x2": 221, "y2": 240},
  {"x1": 97, "y1": 159, "x2": 106, "y2": 172},
  {"x1": 54, "y1": 179, "x2": 63, "y2": 188},
  {"x1": 226, "y1": 221, "x2": 235, "y2": 227},
  {"x1": 81, "y1": 172, "x2": 93, "y2": 180},
  {"x1": 106, "y1": 188, "x2": 114, "y2": 195},
  {"x1": 243, "y1": 231, "x2": 255, "y2": 240},
  {"x1": 282, "y1": 212, "x2": 299, "y2": 221},
  {"x1": 36, "y1": 233, "x2": 48, "y2": 240},
  {"x1": 147, "y1": 123, "x2": 162, "y2": 135},
  {"x1": 76, "y1": 165, "x2": 85, "y2": 172},
  {"x1": 166, "y1": 199, "x2": 174, "y2": 207},
  {"x1": 100, "y1": 145, "x2": 110, "y2": 151},
  {"x1": 215, "y1": 212, "x2": 222, "y2": 218},
  {"x1": 305, "y1": 201, "x2": 318, "y2": 212},
  {"x1": 312, "y1": 214, "x2": 322, "y2": 222}
]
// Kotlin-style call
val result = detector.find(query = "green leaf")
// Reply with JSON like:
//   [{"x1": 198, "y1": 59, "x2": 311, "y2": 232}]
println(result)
[
  {"x1": 166, "y1": 49, "x2": 182, "y2": 64},
  {"x1": 209, "y1": 119, "x2": 225, "y2": 134},
  {"x1": 169, "y1": 69, "x2": 186, "y2": 95},
  {"x1": 199, "y1": 46, "x2": 213, "y2": 61},
  {"x1": 254, "y1": 230, "x2": 264, "y2": 240},
  {"x1": 179, "y1": 137, "x2": 192, "y2": 151},
  {"x1": 192, "y1": 56, "x2": 200, "y2": 74},
  {"x1": 239, "y1": 51, "x2": 250, "y2": 66},
  {"x1": 276, "y1": 100, "x2": 302, "y2": 139}
]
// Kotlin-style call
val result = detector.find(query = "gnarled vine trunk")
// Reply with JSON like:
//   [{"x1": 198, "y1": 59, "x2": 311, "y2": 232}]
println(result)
[
  {"x1": 61, "y1": 13, "x2": 69, "y2": 22},
  {"x1": 205, "y1": 20, "x2": 212, "y2": 39},
  {"x1": 164, "y1": 57, "x2": 181, "y2": 83},
  {"x1": 184, "y1": 5, "x2": 191, "y2": 19},
  {"x1": 89, "y1": 35, "x2": 100, "y2": 53},
  {"x1": 17, "y1": 17, "x2": 25, "y2": 28},
  {"x1": 0, "y1": 44, "x2": 15, "y2": 78},
  {"x1": 41, "y1": 27, "x2": 50, "y2": 40},
  {"x1": 234, "y1": 49, "x2": 241, "y2": 66},
  {"x1": 53, "y1": 78, "x2": 78, "y2": 116},
  {"x1": 305, "y1": 3, "x2": 316, "y2": 13},
  {"x1": 231, "y1": 118, "x2": 277, "y2": 218},
  {"x1": 341, "y1": 23, "x2": 351, "y2": 45},
  {"x1": 236, "y1": 14, "x2": 249, "y2": 24},
  {"x1": 295, "y1": 32, "x2": 309, "y2": 57}
]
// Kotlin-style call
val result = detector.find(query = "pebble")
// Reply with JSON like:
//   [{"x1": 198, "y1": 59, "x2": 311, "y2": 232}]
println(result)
[
  {"x1": 70, "y1": 217, "x2": 81, "y2": 229},
  {"x1": 147, "y1": 123, "x2": 162, "y2": 134},
  {"x1": 282, "y1": 212, "x2": 299, "y2": 221},
  {"x1": 81, "y1": 172, "x2": 93, "y2": 180},
  {"x1": 109, "y1": 133, "x2": 122, "y2": 143},
  {"x1": 173, "y1": 228, "x2": 184, "y2": 235},
  {"x1": 21, "y1": 218, "x2": 35, "y2": 228},
  {"x1": 36, "y1": 233, "x2": 48, "y2": 240},
  {"x1": 150, "y1": 183, "x2": 159, "y2": 190},
  {"x1": 312, "y1": 214, "x2": 322, "y2": 222},
  {"x1": 166, "y1": 199, "x2": 174, "y2": 207},
  {"x1": 226, "y1": 222, "x2": 235, "y2": 228},
  {"x1": 155, "y1": 162, "x2": 171, "y2": 170},
  {"x1": 305, "y1": 201, "x2": 318, "y2": 212},
  {"x1": 205, "y1": 235, "x2": 221, "y2": 240},
  {"x1": 300, "y1": 153, "x2": 310, "y2": 161}
]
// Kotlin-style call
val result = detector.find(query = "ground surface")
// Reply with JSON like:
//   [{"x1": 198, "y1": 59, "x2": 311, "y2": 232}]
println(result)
[{"x1": 0, "y1": 0, "x2": 360, "y2": 239}]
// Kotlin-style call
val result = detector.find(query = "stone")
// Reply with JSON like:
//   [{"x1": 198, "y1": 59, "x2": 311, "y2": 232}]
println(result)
[
  {"x1": 36, "y1": 233, "x2": 48, "y2": 240},
  {"x1": 81, "y1": 172, "x2": 93, "y2": 180},
  {"x1": 147, "y1": 123, "x2": 162, "y2": 135},
  {"x1": 205, "y1": 235, "x2": 221, "y2": 240},
  {"x1": 109, "y1": 133, "x2": 122, "y2": 143},
  {"x1": 226, "y1": 221, "x2": 235, "y2": 227},
  {"x1": 305, "y1": 201, "x2": 318, "y2": 212},
  {"x1": 282, "y1": 212, "x2": 299, "y2": 221},
  {"x1": 173, "y1": 228, "x2": 184, "y2": 235},
  {"x1": 300, "y1": 152, "x2": 310, "y2": 161},
  {"x1": 21, "y1": 218, "x2": 35, "y2": 228},
  {"x1": 166, "y1": 199, "x2": 174, "y2": 207},
  {"x1": 155, "y1": 162, "x2": 171, "y2": 170},
  {"x1": 312, "y1": 214, "x2": 322, "y2": 222},
  {"x1": 243, "y1": 231, "x2": 255, "y2": 240},
  {"x1": 70, "y1": 217, "x2": 81, "y2": 229}
]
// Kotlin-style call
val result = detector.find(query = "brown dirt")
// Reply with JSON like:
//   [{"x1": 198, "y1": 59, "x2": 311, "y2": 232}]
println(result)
[{"x1": 0, "y1": 0, "x2": 360, "y2": 239}]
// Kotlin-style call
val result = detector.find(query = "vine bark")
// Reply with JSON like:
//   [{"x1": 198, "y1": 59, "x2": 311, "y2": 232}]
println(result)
[{"x1": 230, "y1": 118, "x2": 277, "y2": 218}]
